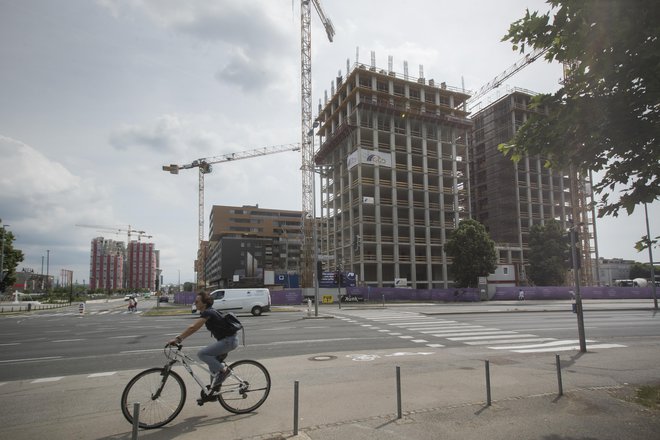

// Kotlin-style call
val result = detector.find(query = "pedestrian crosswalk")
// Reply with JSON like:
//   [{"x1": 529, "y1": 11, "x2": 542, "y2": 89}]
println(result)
[
  {"x1": 5, "y1": 310, "x2": 143, "y2": 318},
  {"x1": 333, "y1": 310, "x2": 626, "y2": 354}
]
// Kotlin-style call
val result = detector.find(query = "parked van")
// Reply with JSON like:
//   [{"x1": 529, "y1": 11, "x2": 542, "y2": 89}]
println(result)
[{"x1": 192, "y1": 288, "x2": 271, "y2": 316}]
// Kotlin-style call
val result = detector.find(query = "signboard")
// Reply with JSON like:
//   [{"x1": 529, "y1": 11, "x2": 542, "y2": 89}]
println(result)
[
  {"x1": 347, "y1": 149, "x2": 393, "y2": 170},
  {"x1": 322, "y1": 295, "x2": 334, "y2": 304},
  {"x1": 319, "y1": 271, "x2": 357, "y2": 288},
  {"x1": 394, "y1": 278, "x2": 408, "y2": 288}
]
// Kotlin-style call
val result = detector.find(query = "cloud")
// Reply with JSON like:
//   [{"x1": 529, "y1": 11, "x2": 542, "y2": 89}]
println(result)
[{"x1": 98, "y1": 0, "x2": 296, "y2": 92}]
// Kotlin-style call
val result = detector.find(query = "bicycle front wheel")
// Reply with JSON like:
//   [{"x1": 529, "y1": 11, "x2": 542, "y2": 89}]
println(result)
[
  {"x1": 218, "y1": 360, "x2": 271, "y2": 414},
  {"x1": 121, "y1": 367, "x2": 186, "y2": 429}
]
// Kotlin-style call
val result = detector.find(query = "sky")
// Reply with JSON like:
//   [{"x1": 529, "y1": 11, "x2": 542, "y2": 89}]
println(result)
[{"x1": 1, "y1": 0, "x2": 657, "y2": 286}]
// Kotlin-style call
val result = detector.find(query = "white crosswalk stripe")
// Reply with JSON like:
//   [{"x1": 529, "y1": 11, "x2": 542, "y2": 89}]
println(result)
[{"x1": 334, "y1": 309, "x2": 626, "y2": 354}]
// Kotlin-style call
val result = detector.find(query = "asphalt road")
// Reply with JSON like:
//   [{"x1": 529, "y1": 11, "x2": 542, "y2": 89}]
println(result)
[{"x1": 1, "y1": 302, "x2": 658, "y2": 381}]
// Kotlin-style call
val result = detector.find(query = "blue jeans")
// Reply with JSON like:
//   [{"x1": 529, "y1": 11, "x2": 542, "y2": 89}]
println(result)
[{"x1": 198, "y1": 334, "x2": 239, "y2": 374}]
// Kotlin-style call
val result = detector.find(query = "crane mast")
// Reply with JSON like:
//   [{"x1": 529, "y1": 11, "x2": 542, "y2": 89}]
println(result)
[{"x1": 301, "y1": 0, "x2": 334, "y2": 289}]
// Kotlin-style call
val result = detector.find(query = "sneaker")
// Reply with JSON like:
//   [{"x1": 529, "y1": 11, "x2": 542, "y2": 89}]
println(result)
[{"x1": 211, "y1": 369, "x2": 229, "y2": 391}]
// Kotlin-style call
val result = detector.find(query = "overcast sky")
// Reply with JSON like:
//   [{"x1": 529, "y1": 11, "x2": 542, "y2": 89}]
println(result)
[{"x1": 1, "y1": 0, "x2": 657, "y2": 286}]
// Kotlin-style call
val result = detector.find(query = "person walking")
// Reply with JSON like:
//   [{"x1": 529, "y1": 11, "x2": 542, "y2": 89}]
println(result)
[{"x1": 167, "y1": 291, "x2": 240, "y2": 390}]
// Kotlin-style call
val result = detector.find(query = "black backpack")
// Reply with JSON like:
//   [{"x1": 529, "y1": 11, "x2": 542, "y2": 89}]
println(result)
[{"x1": 210, "y1": 310, "x2": 244, "y2": 342}]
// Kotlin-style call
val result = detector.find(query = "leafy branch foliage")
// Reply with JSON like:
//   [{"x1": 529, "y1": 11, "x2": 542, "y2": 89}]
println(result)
[{"x1": 500, "y1": 0, "x2": 660, "y2": 220}]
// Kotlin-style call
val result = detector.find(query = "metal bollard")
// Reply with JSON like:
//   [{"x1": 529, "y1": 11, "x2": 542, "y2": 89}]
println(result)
[
  {"x1": 293, "y1": 381, "x2": 299, "y2": 435},
  {"x1": 131, "y1": 402, "x2": 140, "y2": 439},
  {"x1": 485, "y1": 360, "x2": 491, "y2": 406},
  {"x1": 396, "y1": 366, "x2": 402, "y2": 419},
  {"x1": 556, "y1": 354, "x2": 563, "y2": 396},
  {"x1": 307, "y1": 299, "x2": 312, "y2": 317}
]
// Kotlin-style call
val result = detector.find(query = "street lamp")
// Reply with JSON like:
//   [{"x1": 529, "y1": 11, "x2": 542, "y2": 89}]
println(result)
[
  {"x1": 644, "y1": 203, "x2": 658, "y2": 309},
  {"x1": 308, "y1": 122, "x2": 320, "y2": 316},
  {"x1": 569, "y1": 222, "x2": 587, "y2": 353},
  {"x1": 0, "y1": 224, "x2": 10, "y2": 288}
]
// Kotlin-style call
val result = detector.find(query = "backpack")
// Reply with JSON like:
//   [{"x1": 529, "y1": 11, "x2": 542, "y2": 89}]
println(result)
[{"x1": 210, "y1": 310, "x2": 245, "y2": 344}]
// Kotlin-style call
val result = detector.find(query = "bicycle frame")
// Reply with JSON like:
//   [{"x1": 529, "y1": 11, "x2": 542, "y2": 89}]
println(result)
[{"x1": 164, "y1": 345, "x2": 238, "y2": 398}]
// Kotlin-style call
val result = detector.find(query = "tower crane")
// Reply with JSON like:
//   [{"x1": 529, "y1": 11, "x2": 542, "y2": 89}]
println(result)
[
  {"x1": 466, "y1": 47, "x2": 548, "y2": 111},
  {"x1": 300, "y1": 0, "x2": 334, "y2": 288},
  {"x1": 162, "y1": 143, "x2": 301, "y2": 281},
  {"x1": 75, "y1": 224, "x2": 149, "y2": 245}
]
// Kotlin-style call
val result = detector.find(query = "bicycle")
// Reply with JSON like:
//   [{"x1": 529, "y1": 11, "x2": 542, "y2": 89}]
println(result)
[{"x1": 120, "y1": 344, "x2": 271, "y2": 429}]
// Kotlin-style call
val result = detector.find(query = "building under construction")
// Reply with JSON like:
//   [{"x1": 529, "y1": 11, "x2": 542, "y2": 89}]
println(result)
[
  {"x1": 313, "y1": 63, "x2": 472, "y2": 288},
  {"x1": 469, "y1": 89, "x2": 597, "y2": 285}
]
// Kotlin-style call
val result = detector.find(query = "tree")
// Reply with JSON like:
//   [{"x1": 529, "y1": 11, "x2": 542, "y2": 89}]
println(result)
[
  {"x1": 0, "y1": 227, "x2": 25, "y2": 293},
  {"x1": 527, "y1": 220, "x2": 567, "y2": 286},
  {"x1": 445, "y1": 219, "x2": 497, "y2": 288},
  {"x1": 500, "y1": 1, "x2": 660, "y2": 221},
  {"x1": 629, "y1": 262, "x2": 656, "y2": 280}
]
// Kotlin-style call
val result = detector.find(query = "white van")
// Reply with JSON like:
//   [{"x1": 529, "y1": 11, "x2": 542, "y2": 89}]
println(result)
[{"x1": 192, "y1": 288, "x2": 271, "y2": 316}]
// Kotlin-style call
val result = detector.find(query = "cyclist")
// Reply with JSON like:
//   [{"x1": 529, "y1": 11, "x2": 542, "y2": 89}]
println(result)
[{"x1": 167, "y1": 291, "x2": 239, "y2": 391}]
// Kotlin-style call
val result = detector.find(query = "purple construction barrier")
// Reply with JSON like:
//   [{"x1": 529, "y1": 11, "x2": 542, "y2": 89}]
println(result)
[
  {"x1": 346, "y1": 287, "x2": 480, "y2": 302},
  {"x1": 270, "y1": 289, "x2": 304, "y2": 305},
  {"x1": 493, "y1": 286, "x2": 653, "y2": 300}
]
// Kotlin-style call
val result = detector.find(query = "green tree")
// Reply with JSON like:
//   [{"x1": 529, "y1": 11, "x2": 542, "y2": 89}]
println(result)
[
  {"x1": 1, "y1": 226, "x2": 25, "y2": 293},
  {"x1": 500, "y1": 1, "x2": 660, "y2": 222},
  {"x1": 527, "y1": 220, "x2": 567, "y2": 286},
  {"x1": 629, "y1": 262, "x2": 655, "y2": 280},
  {"x1": 445, "y1": 219, "x2": 497, "y2": 288}
]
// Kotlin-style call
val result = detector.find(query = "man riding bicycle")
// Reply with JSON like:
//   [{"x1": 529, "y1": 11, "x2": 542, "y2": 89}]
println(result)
[{"x1": 168, "y1": 291, "x2": 239, "y2": 391}]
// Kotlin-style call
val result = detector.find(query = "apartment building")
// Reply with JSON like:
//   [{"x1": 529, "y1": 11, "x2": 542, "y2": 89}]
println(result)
[
  {"x1": 126, "y1": 241, "x2": 158, "y2": 291},
  {"x1": 313, "y1": 64, "x2": 472, "y2": 288},
  {"x1": 204, "y1": 204, "x2": 303, "y2": 288},
  {"x1": 89, "y1": 237, "x2": 124, "y2": 291}
]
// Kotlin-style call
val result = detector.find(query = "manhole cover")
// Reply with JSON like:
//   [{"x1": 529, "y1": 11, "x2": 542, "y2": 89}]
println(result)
[{"x1": 309, "y1": 355, "x2": 337, "y2": 361}]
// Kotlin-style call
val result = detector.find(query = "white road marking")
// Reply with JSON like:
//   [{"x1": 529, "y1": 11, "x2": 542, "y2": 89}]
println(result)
[
  {"x1": 31, "y1": 377, "x2": 64, "y2": 383},
  {"x1": 411, "y1": 339, "x2": 428, "y2": 343},
  {"x1": 52, "y1": 339, "x2": 85, "y2": 343},
  {"x1": 0, "y1": 343, "x2": 20, "y2": 346},
  {"x1": 0, "y1": 356, "x2": 63, "y2": 364},
  {"x1": 87, "y1": 372, "x2": 117, "y2": 378},
  {"x1": 465, "y1": 338, "x2": 556, "y2": 345},
  {"x1": 512, "y1": 343, "x2": 626, "y2": 353},
  {"x1": 426, "y1": 344, "x2": 445, "y2": 348},
  {"x1": 447, "y1": 334, "x2": 538, "y2": 341}
]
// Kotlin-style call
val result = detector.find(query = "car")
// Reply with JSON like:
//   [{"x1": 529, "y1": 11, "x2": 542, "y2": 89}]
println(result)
[{"x1": 158, "y1": 295, "x2": 169, "y2": 303}]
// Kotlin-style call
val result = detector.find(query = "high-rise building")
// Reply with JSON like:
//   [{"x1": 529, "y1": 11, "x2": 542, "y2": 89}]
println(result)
[
  {"x1": 204, "y1": 204, "x2": 303, "y2": 288},
  {"x1": 89, "y1": 237, "x2": 124, "y2": 291},
  {"x1": 314, "y1": 64, "x2": 472, "y2": 288},
  {"x1": 469, "y1": 89, "x2": 596, "y2": 285},
  {"x1": 126, "y1": 241, "x2": 157, "y2": 291}
]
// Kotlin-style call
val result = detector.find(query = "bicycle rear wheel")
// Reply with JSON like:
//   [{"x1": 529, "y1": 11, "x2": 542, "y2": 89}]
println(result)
[
  {"x1": 218, "y1": 360, "x2": 271, "y2": 414},
  {"x1": 121, "y1": 367, "x2": 186, "y2": 429}
]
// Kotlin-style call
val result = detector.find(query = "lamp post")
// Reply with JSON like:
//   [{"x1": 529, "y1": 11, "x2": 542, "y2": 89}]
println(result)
[
  {"x1": 644, "y1": 203, "x2": 658, "y2": 309},
  {"x1": 0, "y1": 224, "x2": 10, "y2": 288},
  {"x1": 569, "y1": 222, "x2": 587, "y2": 352},
  {"x1": 308, "y1": 123, "x2": 320, "y2": 317},
  {"x1": 46, "y1": 249, "x2": 50, "y2": 292}
]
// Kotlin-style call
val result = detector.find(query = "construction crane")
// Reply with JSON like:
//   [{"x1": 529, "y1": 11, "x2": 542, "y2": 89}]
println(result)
[
  {"x1": 466, "y1": 47, "x2": 548, "y2": 111},
  {"x1": 300, "y1": 0, "x2": 335, "y2": 288},
  {"x1": 162, "y1": 143, "x2": 301, "y2": 273},
  {"x1": 75, "y1": 224, "x2": 149, "y2": 244}
]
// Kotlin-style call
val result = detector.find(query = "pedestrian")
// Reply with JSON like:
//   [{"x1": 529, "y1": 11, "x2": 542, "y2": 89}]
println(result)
[
  {"x1": 518, "y1": 289, "x2": 525, "y2": 301},
  {"x1": 167, "y1": 291, "x2": 240, "y2": 391}
]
